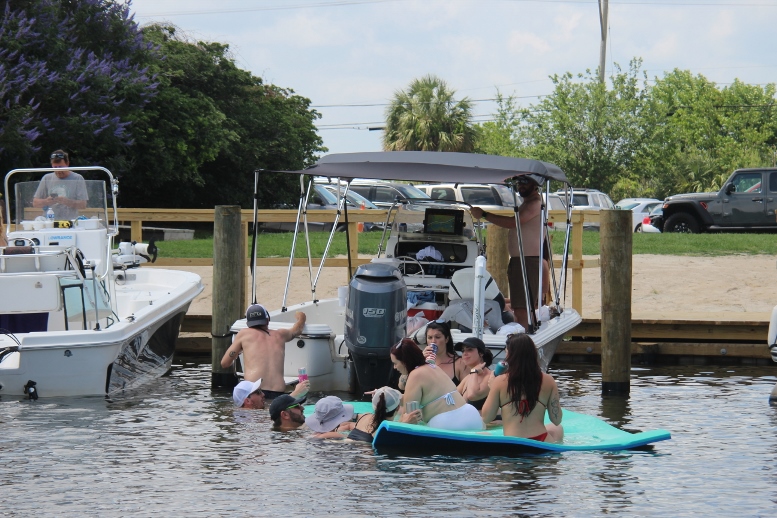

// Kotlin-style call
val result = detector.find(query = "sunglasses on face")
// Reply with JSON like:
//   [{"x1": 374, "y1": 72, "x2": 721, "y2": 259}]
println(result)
[
  {"x1": 50, "y1": 152, "x2": 66, "y2": 160},
  {"x1": 250, "y1": 390, "x2": 264, "y2": 398}
]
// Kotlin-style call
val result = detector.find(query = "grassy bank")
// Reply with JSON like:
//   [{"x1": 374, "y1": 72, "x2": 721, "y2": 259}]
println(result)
[{"x1": 155, "y1": 230, "x2": 777, "y2": 259}]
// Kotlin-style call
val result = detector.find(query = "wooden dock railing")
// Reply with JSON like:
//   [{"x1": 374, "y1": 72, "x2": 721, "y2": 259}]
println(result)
[{"x1": 113, "y1": 207, "x2": 599, "y2": 313}]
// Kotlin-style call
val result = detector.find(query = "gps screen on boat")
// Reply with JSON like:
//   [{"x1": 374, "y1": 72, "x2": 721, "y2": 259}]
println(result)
[{"x1": 423, "y1": 208, "x2": 464, "y2": 236}]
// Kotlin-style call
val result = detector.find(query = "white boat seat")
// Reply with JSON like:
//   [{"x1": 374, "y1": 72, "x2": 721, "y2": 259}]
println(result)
[
  {"x1": 448, "y1": 267, "x2": 501, "y2": 302},
  {"x1": 442, "y1": 267, "x2": 506, "y2": 333}
]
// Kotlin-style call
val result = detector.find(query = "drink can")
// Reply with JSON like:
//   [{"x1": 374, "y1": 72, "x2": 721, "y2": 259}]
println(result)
[
  {"x1": 494, "y1": 361, "x2": 507, "y2": 376},
  {"x1": 298, "y1": 367, "x2": 308, "y2": 382},
  {"x1": 406, "y1": 400, "x2": 420, "y2": 413}
]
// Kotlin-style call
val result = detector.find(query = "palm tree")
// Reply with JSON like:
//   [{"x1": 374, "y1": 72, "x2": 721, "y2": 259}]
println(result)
[{"x1": 383, "y1": 75, "x2": 474, "y2": 152}]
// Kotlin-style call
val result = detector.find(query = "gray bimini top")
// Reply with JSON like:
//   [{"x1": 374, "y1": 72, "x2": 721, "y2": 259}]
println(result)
[{"x1": 279, "y1": 151, "x2": 570, "y2": 186}]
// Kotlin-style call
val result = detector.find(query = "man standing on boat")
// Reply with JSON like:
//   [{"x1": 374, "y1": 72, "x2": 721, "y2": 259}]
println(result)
[
  {"x1": 470, "y1": 176, "x2": 548, "y2": 329},
  {"x1": 32, "y1": 150, "x2": 88, "y2": 220},
  {"x1": 221, "y1": 304, "x2": 309, "y2": 399}
]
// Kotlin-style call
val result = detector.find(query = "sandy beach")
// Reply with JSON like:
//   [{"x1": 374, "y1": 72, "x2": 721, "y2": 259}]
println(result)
[{"x1": 157, "y1": 254, "x2": 777, "y2": 320}]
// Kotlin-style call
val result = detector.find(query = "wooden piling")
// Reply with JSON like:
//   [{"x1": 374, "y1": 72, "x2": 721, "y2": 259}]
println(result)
[
  {"x1": 486, "y1": 225, "x2": 510, "y2": 298},
  {"x1": 212, "y1": 205, "x2": 243, "y2": 389},
  {"x1": 600, "y1": 209, "x2": 632, "y2": 396}
]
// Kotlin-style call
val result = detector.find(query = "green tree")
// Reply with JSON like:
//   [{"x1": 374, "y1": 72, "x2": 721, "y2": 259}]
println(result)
[
  {"x1": 0, "y1": 0, "x2": 157, "y2": 172},
  {"x1": 120, "y1": 25, "x2": 324, "y2": 208},
  {"x1": 383, "y1": 74, "x2": 474, "y2": 152},
  {"x1": 516, "y1": 60, "x2": 650, "y2": 194},
  {"x1": 473, "y1": 92, "x2": 523, "y2": 157}
]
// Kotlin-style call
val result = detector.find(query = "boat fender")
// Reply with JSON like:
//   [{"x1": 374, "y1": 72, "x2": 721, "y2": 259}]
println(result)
[
  {"x1": 768, "y1": 305, "x2": 777, "y2": 363},
  {"x1": 23, "y1": 380, "x2": 38, "y2": 401}
]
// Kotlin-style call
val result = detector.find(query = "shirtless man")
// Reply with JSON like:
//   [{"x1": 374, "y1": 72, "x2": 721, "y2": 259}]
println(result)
[
  {"x1": 471, "y1": 175, "x2": 549, "y2": 329},
  {"x1": 221, "y1": 304, "x2": 307, "y2": 399}
]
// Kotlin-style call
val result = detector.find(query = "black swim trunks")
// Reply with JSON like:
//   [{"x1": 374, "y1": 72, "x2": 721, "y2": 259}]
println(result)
[{"x1": 262, "y1": 389, "x2": 287, "y2": 400}]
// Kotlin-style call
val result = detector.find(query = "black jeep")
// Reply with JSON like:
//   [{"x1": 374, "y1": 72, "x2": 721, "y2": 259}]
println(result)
[{"x1": 652, "y1": 168, "x2": 777, "y2": 233}]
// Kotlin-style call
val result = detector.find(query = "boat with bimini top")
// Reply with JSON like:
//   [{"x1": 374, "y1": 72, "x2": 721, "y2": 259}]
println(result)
[
  {"x1": 232, "y1": 152, "x2": 582, "y2": 393},
  {"x1": 0, "y1": 166, "x2": 203, "y2": 398}
]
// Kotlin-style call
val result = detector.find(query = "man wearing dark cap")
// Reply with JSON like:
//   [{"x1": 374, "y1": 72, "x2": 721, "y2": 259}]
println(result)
[
  {"x1": 269, "y1": 394, "x2": 307, "y2": 430},
  {"x1": 221, "y1": 304, "x2": 308, "y2": 399},
  {"x1": 471, "y1": 175, "x2": 549, "y2": 329}
]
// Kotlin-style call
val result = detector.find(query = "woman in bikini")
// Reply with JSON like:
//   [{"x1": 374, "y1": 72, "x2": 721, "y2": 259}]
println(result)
[
  {"x1": 346, "y1": 386, "x2": 404, "y2": 442},
  {"x1": 481, "y1": 334, "x2": 563, "y2": 443},
  {"x1": 454, "y1": 337, "x2": 494, "y2": 410},
  {"x1": 419, "y1": 321, "x2": 466, "y2": 385},
  {"x1": 391, "y1": 338, "x2": 483, "y2": 431}
]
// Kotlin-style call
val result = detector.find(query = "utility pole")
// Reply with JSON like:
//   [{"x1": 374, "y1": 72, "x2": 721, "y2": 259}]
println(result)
[{"x1": 598, "y1": 0, "x2": 609, "y2": 84}]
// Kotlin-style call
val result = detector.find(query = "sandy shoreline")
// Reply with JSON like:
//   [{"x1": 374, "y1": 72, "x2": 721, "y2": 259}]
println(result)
[{"x1": 156, "y1": 254, "x2": 777, "y2": 320}]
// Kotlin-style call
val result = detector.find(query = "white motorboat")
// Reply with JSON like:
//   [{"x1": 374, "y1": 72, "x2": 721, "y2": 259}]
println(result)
[
  {"x1": 0, "y1": 167, "x2": 203, "y2": 398},
  {"x1": 232, "y1": 152, "x2": 581, "y2": 393}
]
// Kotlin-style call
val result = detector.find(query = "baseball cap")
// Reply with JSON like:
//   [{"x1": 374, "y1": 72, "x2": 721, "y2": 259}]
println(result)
[
  {"x1": 372, "y1": 386, "x2": 402, "y2": 413},
  {"x1": 269, "y1": 394, "x2": 306, "y2": 421},
  {"x1": 246, "y1": 303, "x2": 270, "y2": 328},
  {"x1": 454, "y1": 336, "x2": 487, "y2": 353},
  {"x1": 233, "y1": 378, "x2": 262, "y2": 407},
  {"x1": 304, "y1": 396, "x2": 354, "y2": 433}
]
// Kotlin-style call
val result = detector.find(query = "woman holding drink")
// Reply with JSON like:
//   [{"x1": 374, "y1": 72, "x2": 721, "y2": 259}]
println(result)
[{"x1": 390, "y1": 338, "x2": 483, "y2": 431}]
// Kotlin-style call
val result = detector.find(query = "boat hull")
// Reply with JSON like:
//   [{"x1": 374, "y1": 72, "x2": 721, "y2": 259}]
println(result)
[{"x1": 230, "y1": 300, "x2": 582, "y2": 393}]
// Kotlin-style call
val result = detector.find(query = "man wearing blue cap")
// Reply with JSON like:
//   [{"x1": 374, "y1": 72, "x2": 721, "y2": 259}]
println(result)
[{"x1": 221, "y1": 303, "x2": 308, "y2": 399}]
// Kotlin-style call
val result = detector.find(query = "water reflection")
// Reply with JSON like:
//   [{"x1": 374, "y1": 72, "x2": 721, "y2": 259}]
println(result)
[{"x1": 1, "y1": 361, "x2": 776, "y2": 516}]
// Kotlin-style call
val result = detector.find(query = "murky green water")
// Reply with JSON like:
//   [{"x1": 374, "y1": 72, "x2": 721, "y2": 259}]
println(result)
[{"x1": 1, "y1": 360, "x2": 775, "y2": 516}]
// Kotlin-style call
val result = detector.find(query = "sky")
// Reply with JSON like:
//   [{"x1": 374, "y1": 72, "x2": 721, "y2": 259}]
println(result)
[{"x1": 129, "y1": 0, "x2": 777, "y2": 156}]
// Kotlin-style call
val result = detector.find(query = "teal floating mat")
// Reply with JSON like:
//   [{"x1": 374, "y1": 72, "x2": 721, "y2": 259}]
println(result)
[{"x1": 316, "y1": 402, "x2": 668, "y2": 453}]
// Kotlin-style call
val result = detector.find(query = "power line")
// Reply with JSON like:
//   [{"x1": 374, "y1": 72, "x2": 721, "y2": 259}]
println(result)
[{"x1": 136, "y1": 0, "x2": 777, "y2": 17}]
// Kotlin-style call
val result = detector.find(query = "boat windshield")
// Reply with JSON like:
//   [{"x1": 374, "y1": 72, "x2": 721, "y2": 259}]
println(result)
[
  {"x1": 13, "y1": 179, "x2": 108, "y2": 227},
  {"x1": 391, "y1": 201, "x2": 477, "y2": 237}
]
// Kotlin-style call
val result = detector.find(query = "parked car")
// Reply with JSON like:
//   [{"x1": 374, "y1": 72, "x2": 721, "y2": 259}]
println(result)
[
  {"x1": 642, "y1": 205, "x2": 663, "y2": 233},
  {"x1": 263, "y1": 184, "x2": 353, "y2": 232},
  {"x1": 558, "y1": 188, "x2": 615, "y2": 230},
  {"x1": 655, "y1": 168, "x2": 777, "y2": 233},
  {"x1": 319, "y1": 184, "x2": 385, "y2": 231},
  {"x1": 414, "y1": 183, "x2": 515, "y2": 211},
  {"x1": 615, "y1": 198, "x2": 662, "y2": 232},
  {"x1": 348, "y1": 180, "x2": 431, "y2": 208},
  {"x1": 544, "y1": 192, "x2": 568, "y2": 232}
]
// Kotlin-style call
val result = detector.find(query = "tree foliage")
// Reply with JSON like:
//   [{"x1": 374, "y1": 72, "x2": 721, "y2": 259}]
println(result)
[
  {"x1": 121, "y1": 24, "x2": 324, "y2": 208},
  {"x1": 474, "y1": 60, "x2": 777, "y2": 200},
  {"x1": 0, "y1": 0, "x2": 157, "y2": 172},
  {"x1": 383, "y1": 74, "x2": 474, "y2": 152}
]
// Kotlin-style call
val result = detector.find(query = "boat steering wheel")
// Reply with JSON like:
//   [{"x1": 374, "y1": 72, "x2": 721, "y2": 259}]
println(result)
[{"x1": 396, "y1": 255, "x2": 425, "y2": 277}]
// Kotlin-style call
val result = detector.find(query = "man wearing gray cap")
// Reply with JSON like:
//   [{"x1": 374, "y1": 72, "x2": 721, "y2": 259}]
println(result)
[{"x1": 221, "y1": 304, "x2": 307, "y2": 398}]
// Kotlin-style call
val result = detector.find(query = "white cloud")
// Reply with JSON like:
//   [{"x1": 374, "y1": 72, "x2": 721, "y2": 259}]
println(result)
[{"x1": 507, "y1": 31, "x2": 552, "y2": 55}]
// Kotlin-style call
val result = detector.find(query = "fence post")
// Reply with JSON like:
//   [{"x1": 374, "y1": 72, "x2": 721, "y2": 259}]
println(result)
[
  {"x1": 600, "y1": 209, "x2": 632, "y2": 396},
  {"x1": 212, "y1": 205, "x2": 243, "y2": 389},
  {"x1": 486, "y1": 224, "x2": 510, "y2": 298}
]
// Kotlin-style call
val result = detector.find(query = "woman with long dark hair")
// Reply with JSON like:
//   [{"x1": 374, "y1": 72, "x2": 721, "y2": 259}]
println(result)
[
  {"x1": 346, "y1": 387, "x2": 404, "y2": 442},
  {"x1": 391, "y1": 338, "x2": 483, "y2": 431},
  {"x1": 421, "y1": 321, "x2": 466, "y2": 384},
  {"x1": 481, "y1": 334, "x2": 563, "y2": 442}
]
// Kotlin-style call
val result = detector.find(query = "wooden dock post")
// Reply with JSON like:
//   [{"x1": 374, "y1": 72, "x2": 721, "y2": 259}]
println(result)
[
  {"x1": 212, "y1": 205, "x2": 243, "y2": 389},
  {"x1": 600, "y1": 209, "x2": 632, "y2": 396},
  {"x1": 486, "y1": 225, "x2": 510, "y2": 298}
]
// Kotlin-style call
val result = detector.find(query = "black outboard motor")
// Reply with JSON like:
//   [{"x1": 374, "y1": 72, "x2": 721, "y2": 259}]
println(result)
[
  {"x1": 24, "y1": 380, "x2": 38, "y2": 400},
  {"x1": 345, "y1": 263, "x2": 406, "y2": 393}
]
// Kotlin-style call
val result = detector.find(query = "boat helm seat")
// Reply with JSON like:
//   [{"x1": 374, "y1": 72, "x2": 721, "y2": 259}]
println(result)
[{"x1": 439, "y1": 267, "x2": 506, "y2": 334}]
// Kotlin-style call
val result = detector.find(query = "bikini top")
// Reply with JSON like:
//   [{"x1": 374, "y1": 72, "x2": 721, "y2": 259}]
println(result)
[
  {"x1": 501, "y1": 381, "x2": 547, "y2": 421},
  {"x1": 421, "y1": 391, "x2": 456, "y2": 409},
  {"x1": 346, "y1": 414, "x2": 375, "y2": 442}
]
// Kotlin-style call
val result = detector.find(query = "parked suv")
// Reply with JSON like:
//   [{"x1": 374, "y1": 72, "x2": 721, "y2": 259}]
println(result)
[
  {"x1": 558, "y1": 188, "x2": 615, "y2": 230},
  {"x1": 414, "y1": 183, "x2": 515, "y2": 211},
  {"x1": 653, "y1": 168, "x2": 777, "y2": 233}
]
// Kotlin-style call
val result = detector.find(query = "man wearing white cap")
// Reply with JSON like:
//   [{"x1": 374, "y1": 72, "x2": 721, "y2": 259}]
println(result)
[
  {"x1": 221, "y1": 303, "x2": 308, "y2": 398},
  {"x1": 233, "y1": 378, "x2": 266, "y2": 409}
]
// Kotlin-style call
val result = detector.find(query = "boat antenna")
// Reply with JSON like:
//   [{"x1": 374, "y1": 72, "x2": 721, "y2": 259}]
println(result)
[{"x1": 250, "y1": 169, "x2": 261, "y2": 305}]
